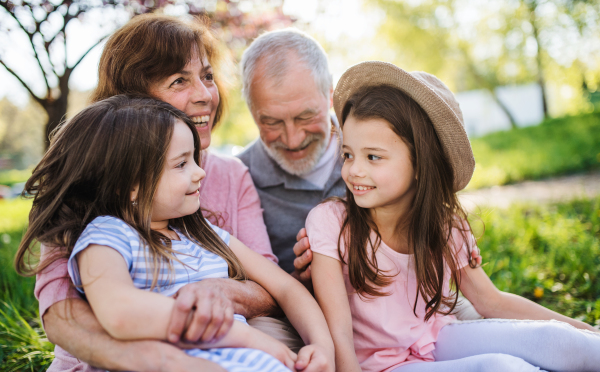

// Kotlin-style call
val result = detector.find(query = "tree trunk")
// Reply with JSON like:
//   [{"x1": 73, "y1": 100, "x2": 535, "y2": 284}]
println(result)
[
  {"x1": 490, "y1": 89, "x2": 518, "y2": 129},
  {"x1": 42, "y1": 73, "x2": 70, "y2": 150},
  {"x1": 529, "y1": 1, "x2": 549, "y2": 119}
]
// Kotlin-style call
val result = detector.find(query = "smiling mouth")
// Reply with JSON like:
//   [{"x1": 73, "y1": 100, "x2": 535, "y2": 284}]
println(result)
[
  {"x1": 354, "y1": 185, "x2": 375, "y2": 191},
  {"x1": 191, "y1": 115, "x2": 210, "y2": 128},
  {"x1": 186, "y1": 188, "x2": 200, "y2": 195}
]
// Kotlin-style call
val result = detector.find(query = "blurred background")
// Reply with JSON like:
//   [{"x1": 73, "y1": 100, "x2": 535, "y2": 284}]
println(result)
[{"x1": 1, "y1": 0, "x2": 599, "y2": 369}]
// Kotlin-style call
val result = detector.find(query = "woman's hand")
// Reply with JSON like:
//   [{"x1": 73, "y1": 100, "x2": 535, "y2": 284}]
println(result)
[
  {"x1": 292, "y1": 227, "x2": 313, "y2": 290},
  {"x1": 295, "y1": 344, "x2": 335, "y2": 372},
  {"x1": 168, "y1": 279, "x2": 236, "y2": 344}
]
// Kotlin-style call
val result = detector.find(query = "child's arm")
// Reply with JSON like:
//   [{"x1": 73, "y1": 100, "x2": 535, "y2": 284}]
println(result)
[
  {"x1": 460, "y1": 264, "x2": 598, "y2": 332},
  {"x1": 228, "y1": 236, "x2": 336, "y2": 372},
  {"x1": 77, "y1": 244, "x2": 176, "y2": 340},
  {"x1": 311, "y1": 252, "x2": 362, "y2": 372},
  {"x1": 178, "y1": 318, "x2": 297, "y2": 370}
]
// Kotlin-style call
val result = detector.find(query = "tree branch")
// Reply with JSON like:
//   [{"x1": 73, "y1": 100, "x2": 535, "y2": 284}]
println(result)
[
  {"x1": 0, "y1": 59, "x2": 46, "y2": 107},
  {"x1": 69, "y1": 33, "x2": 110, "y2": 71},
  {"x1": 1, "y1": 2, "x2": 54, "y2": 97}
]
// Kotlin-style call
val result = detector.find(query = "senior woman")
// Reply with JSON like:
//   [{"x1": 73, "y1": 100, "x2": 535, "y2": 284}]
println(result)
[{"x1": 32, "y1": 14, "x2": 282, "y2": 372}]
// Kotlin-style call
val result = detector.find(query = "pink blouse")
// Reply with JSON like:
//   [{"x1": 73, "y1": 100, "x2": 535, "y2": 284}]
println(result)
[
  {"x1": 307, "y1": 201, "x2": 472, "y2": 372},
  {"x1": 35, "y1": 151, "x2": 275, "y2": 371}
]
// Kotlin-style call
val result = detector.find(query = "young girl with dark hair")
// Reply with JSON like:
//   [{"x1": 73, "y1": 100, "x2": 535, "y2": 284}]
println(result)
[
  {"x1": 307, "y1": 61, "x2": 599, "y2": 372},
  {"x1": 17, "y1": 95, "x2": 334, "y2": 372}
]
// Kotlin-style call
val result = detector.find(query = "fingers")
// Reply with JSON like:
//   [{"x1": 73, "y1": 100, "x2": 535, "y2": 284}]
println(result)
[
  {"x1": 295, "y1": 345, "x2": 330, "y2": 372},
  {"x1": 471, "y1": 249, "x2": 482, "y2": 267},
  {"x1": 296, "y1": 227, "x2": 307, "y2": 242},
  {"x1": 184, "y1": 293, "x2": 234, "y2": 343},
  {"x1": 294, "y1": 246, "x2": 312, "y2": 271},
  {"x1": 293, "y1": 236, "x2": 311, "y2": 258},
  {"x1": 189, "y1": 299, "x2": 226, "y2": 342},
  {"x1": 167, "y1": 289, "x2": 197, "y2": 343},
  {"x1": 283, "y1": 349, "x2": 298, "y2": 371},
  {"x1": 212, "y1": 304, "x2": 234, "y2": 342}
]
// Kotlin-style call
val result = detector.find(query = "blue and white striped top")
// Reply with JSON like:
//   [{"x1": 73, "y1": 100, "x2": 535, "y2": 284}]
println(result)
[
  {"x1": 68, "y1": 215, "x2": 232, "y2": 297},
  {"x1": 67, "y1": 216, "x2": 292, "y2": 372}
]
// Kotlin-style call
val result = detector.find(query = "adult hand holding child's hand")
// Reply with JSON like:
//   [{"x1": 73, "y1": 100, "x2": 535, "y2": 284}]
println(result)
[{"x1": 168, "y1": 279, "x2": 235, "y2": 344}]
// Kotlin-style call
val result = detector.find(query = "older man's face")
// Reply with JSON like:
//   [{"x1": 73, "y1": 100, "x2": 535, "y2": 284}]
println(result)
[{"x1": 249, "y1": 60, "x2": 332, "y2": 176}]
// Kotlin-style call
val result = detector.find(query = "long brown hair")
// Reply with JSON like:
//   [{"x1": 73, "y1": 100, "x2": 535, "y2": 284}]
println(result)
[
  {"x1": 15, "y1": 96, "x2": 245, "y2": 288},
  {"x1": 339, "y1": 85, "x2": 475, "y2": 321},
  {"x1": 91, "y1": 13, "x2": 228, "y2": 129}
]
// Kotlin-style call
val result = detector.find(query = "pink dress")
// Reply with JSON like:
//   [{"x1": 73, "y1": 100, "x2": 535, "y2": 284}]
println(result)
[
  {"x1": 35, "y1": 151, "x2": 276, "y2": 371},
  {"x1": 306, "y1": 201, "x2": 472, "y2": 372}
]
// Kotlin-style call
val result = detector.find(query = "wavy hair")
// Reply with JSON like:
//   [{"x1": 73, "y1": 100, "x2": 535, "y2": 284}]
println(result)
[
  {"x1": 15, "y1": 96, "x2": 245, "y2": 288},
  {"x1": 91, "y1": 13, "x2": 228, "y2": 130},
  {"x1": 339, "y1": 85, "x2": 476, "y2": 321}
]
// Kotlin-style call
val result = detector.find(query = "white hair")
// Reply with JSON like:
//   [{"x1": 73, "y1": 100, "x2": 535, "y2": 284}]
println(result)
[{"x1": 241, "y1": 28, "x2": 332, "y2": 108}]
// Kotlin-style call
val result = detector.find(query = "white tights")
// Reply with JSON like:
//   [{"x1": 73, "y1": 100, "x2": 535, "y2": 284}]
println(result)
[{"x1": 392, "y1": 319, "x2": 600, "y2": 372}]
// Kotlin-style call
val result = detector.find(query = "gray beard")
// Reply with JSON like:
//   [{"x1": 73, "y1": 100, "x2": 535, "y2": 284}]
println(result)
[{"x1": 261, "y1": 131, "x2": 330, "y2": 176}]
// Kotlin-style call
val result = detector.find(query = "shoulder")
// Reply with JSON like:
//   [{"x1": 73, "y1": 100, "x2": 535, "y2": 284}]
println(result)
[
  {"x1": 307, "y1": 199, "x2": 346, "y2": 223},
  {"x1": 236, "y1": 139, "x2": 261, "y2": 167},
  {"x1": 205, "y1": 220, "x2": 231, "y2": 245},
  {"x1": 82, "y1": 216, "x2": 137, "y2": 238},
  {"x1": 205, "y1": 151, "x2": 248, "y2": 173}
]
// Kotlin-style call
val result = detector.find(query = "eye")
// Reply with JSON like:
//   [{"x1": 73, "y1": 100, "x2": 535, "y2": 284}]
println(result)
[
  {"x1": 343, "y1": 153, "x2": 353, "y2": 160},
  {"x1": 176, "y1": 161, "x2": 187, "y2": 168},
  {"x1": 368, "y1": 154, "x2": 381, "y2": 161},
  {"x1": 170, "y1": 77, "x2": 185, "y2": 87},
  {"x1": 204, "y1": 73, "x2": 214, "y2": 81}
]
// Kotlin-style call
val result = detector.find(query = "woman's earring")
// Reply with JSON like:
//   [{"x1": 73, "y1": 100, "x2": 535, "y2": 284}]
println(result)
[{"x1": 132, "y1": 200, "x2": 138, "y2": 206}]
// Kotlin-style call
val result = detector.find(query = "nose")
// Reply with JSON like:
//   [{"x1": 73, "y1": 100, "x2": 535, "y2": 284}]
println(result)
[
  {"x1": 191, "y1": 78, "x2": 212, "y2": 104},
  {"x1": 348, "y1": 158, "x2": 365, "y2": 178},
  {"x1": 193, "y1": 162, "x2": 206, "y2": 183},
  {"x1": 282, "y1": 122, "x2": 305, "y2": 150}
]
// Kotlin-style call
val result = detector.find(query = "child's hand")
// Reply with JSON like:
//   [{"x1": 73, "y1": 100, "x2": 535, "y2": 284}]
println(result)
[
  {"x1": 295, "y1": 345, "x2": 335, "y2": 372},
  {"x1": 251, "y1": 332, "x2": 297, "y2": 370}
]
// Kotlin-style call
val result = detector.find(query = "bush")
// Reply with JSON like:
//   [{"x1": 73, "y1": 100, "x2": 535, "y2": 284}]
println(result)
[{"x1": 468, "y1": 112, "x2": 600, "y2": 189}]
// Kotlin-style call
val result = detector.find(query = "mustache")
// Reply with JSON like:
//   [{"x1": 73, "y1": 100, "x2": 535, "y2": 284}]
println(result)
[{"x1": 270, "y1": 133, "x2": 323, "y2": 152}]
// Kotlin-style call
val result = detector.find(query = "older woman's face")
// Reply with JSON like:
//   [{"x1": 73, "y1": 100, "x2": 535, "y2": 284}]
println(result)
[{"x1": 149, "y1": 52, "x2": 219, "y2": 150}]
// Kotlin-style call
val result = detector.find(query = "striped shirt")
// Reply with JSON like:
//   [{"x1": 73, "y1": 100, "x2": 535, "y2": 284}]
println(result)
[{"x1": 67, "y1": 216, "x2": 290, "y2": 372}]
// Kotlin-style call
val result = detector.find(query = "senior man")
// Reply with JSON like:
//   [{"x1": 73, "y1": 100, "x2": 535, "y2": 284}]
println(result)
[{"x1": 237, "y1": 29, "x2": 344, "y2": 286}]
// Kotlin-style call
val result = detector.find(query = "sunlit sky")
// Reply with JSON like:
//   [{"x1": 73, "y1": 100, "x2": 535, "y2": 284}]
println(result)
[{"x1": 0, "y1": 0, "x2": 381, "y2": 107}]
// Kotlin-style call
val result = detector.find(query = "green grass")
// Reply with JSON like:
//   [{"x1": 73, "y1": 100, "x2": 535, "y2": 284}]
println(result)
[
  {"x1": 468, "y1": 112, "x2": 600, "y2": 189},
  {"x1": 473, "y1": 197, "x2": 600, "y2": 326},
  {"x1": 0, "y1": 196, "x2": 599, "y2": 369},
  {"x1": 0, "y1": 198, "x2": 53, "y2": 371}
]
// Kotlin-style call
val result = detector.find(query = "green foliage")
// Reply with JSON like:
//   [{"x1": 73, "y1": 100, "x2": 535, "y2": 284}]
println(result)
[
  {"x1": 468, "y1": 112, "x2": 600, "y2": 189},
  {"x1": 0, "y1": 198, "x2": 52, "y2": 371},
  {"x1": 0, "y1": 302, "x2": 54, "y2": 372},
  {"x1": 473, "y1": 197, "x2": 600, "y2": 326}
]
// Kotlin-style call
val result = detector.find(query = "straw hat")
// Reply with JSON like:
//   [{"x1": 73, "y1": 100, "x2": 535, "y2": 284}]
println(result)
[{"x1": 333, "y1": 61, "x2": 475, "y2": 191}]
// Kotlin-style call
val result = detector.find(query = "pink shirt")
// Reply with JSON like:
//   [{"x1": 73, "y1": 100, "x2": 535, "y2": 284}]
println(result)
[
  {"x1": 306, "y1": 201, "x2": 472, "y2": 372},
  {"x1": 35, "y1": 151, "x2": 275, "y2": 371}
]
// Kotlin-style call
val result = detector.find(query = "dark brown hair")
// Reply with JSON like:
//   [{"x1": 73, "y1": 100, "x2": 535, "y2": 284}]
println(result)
[
  {"x1": 339, "y1": 85, "x2": 475, "y2": 321},
  {"x1": 15, "y1": 95, "x2": 245, "y2": 287},
  {"x1": 91, "y1": 14, "x2": 228, "y2": 130}
]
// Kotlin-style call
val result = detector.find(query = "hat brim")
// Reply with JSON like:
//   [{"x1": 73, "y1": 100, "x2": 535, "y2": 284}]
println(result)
[{"x1": 333, "y1": 61, "x2": 475, "y2": 191}]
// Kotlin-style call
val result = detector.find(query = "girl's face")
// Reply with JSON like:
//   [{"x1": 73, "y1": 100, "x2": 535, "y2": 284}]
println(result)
[
  {"x1": 341, "y1": 115, "x2": 416, "y2": 217},
  {"x1": 149, "y1": 50, "x2": 219, "y2": 151},
  {"x1": 150, "y1": 120, "x2": 206, "y2": 229}
]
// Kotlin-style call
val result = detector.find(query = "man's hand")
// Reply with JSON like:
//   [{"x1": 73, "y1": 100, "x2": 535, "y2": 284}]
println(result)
[
  {"x1": 168, "y1": 279, "x2": 236, "y2": 344},
  {"x1": 291, "y1": 228, "x2": 313, "y2": 290}
]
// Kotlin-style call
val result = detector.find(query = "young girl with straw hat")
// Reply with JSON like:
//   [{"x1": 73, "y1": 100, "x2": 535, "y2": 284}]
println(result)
[{"x1": 307, "y1": 61, "x2": 600, "y2": 372}]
